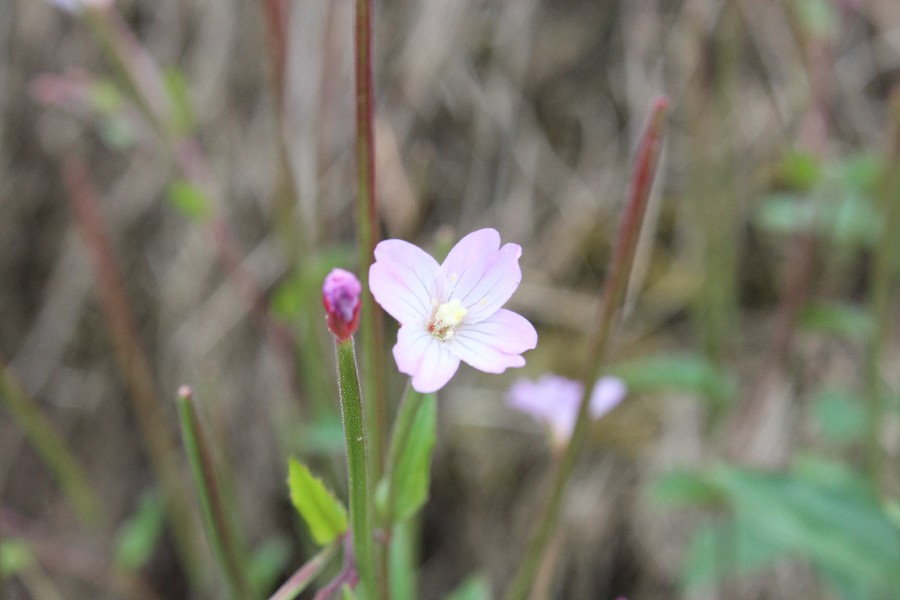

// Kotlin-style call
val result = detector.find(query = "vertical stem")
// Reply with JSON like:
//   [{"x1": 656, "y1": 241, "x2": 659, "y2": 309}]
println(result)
[
  {"x1": 503, "y1": 97, "x2": 668, "y2": 600},
  {"x1": 62, "y1": 160, "x2": 203, "y2": 583},
  {"x1": 335, "y1": 339, "x2": 376, "y2": 597},
  {"x1": 354, "y1": 0, "x2": 388, "y2": 478},
  {"x1": 176, "y1": 387, "x2": 253, "y2": 600},
  {"x1": 866, "y1": 89, "x2": 900, "y2": 486}
]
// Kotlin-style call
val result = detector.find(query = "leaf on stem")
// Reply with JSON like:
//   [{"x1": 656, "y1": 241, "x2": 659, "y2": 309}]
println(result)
[
  {"x1": 287, "y1": 458, "x2": 348, "y2": 546},
  {"x1": 383, "y1": 393, "x2": 437, "y2": 522}
]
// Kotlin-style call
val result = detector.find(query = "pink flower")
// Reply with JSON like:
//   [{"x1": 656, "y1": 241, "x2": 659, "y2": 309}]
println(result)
[
  {"x1": 369, "y1": 228, "x2": 537, "y2": 393},
  {"x1": 323, "y1": 268, "x2": 362, "y2": 342},
  {"x1": 507, "y1": 374, "x2": 626, "y2": 447}
]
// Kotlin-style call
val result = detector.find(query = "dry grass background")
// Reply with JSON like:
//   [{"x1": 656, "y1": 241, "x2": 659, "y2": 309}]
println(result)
[{"x1": 2, "y1": 0, "x2": 900, "y2": 598}]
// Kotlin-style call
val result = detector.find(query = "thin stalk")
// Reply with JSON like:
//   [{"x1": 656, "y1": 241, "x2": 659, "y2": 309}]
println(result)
[
  {"x1": 503, "y1": 97, "x2": 668, "y2": 600},
  {"x1": 267, "y1": 541, "x2": 340, "y2": 600},
  {"x1": 0, "y1": 362, "x2": 101, "y2": 525},
  {"x1": 335, "y1": 339, "x2": 376, "y2": 597},
  {"x1": 866, "y1": 88, "x2": 900, "y2": 484},
  {"x1": 176, "y1": 386, "x2": 253, "y2": 600},
  {"x1": 62, "y1": 160, "x2": 203, "y2": 583},
  {"x1": 354, "y1": 0, "x2": 388, "y2": 479}
]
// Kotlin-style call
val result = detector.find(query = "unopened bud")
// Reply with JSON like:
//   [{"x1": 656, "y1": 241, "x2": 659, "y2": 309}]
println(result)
[{"x1": 322, "y1": 268, "x2": 362, "y2": 342}]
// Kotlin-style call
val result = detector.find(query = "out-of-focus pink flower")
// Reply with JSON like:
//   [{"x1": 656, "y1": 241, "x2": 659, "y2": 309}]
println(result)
[
  {"x1": 507, "y1": 374, "x2": 626, "y2": 447},
  {"x1": 46, "y1": 0, "x2": 113, "y2": 14},
  {"x1": 370, "y1": 228, "x2": 537, "y2": 393},
  {"x1": 323, "y1": 268, "x2": 362, "y2": 342}
]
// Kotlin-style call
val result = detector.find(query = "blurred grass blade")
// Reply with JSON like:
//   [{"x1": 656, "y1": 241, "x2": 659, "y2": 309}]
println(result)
[
  {"x1": 0, "y1": 364, "x2": 101, "y2": 525},
  {"x1": 176, "y1": 386, "x2": 253, "y2": 600}
]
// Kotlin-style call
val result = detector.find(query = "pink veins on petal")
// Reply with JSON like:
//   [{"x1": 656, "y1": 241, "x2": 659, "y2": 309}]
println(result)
[{"x1": 369, "y1": 228, "x2": 538, "y2": 393}]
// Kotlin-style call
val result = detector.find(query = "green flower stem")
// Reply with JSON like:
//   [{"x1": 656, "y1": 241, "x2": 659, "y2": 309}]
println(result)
[
  {"x1": 335, "y1": 339, "x2": 376, "y2": 597},
  {"x1": 0, "y1": 363, "x2": 101, "y2": 525},
  {"x1": 176, "y1": 387, "x2": 253, "y2": 600},
  {"x1": 354, "y1": 0, "x2": 388, "y2": 481},
  {"x1": 503, "y1": 97, "x2": 668, "y2": 600},
  {"x1": 268, "y1": 541, "x2": 339, "y2": 600}
]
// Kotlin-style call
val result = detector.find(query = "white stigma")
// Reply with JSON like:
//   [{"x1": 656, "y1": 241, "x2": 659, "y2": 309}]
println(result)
[{"x1": 427, "y1": 299, "x2": 467, "y2": 341}]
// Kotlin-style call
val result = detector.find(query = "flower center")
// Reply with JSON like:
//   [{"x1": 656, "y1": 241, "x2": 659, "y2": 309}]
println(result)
[{"x1": 427, "y1": 299, "x2": 467, "y2": 341}]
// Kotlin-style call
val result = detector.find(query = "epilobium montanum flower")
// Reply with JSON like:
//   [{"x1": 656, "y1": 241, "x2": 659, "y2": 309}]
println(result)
[
  {"x1": 323, "y1": 268, "x2": 362, "y2": 342},
  {"x1": 507, "y1": 374, "x2": 626, "y2": 448},
  {"x1": 369, "y1": 228, "x2": 538, "y2": 393}
]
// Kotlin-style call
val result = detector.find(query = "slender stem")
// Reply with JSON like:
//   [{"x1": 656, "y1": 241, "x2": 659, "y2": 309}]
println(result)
[
  {"x1": 62, "y1": 160, "x2": 203, "y2": 582},
  {"x1": 176, "y1": 387, "x2": 253, "y2": 600},
  {"x1": 268, "y1": 541, "x2": 340, "y2": 600},
  {"x1": 0, "y1": 362, "x2": 101, "y2": 525},
  {"x1": 335, "y1": 339, "x2": 376, "y2": 597},
  {"x1": 866, "y1": 88, "x2": 900, "y2": 485},
  {"x1": 354, "y1": 0, "x2": 388, "y2": 479},
  {"x1": 503, "y1": 97, "x2": 668, "y2": 600}
]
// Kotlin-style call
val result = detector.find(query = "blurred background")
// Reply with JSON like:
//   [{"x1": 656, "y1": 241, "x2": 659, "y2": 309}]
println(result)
[{"x1": 2, "y1": 0, "x2": 900, "y2": 598}]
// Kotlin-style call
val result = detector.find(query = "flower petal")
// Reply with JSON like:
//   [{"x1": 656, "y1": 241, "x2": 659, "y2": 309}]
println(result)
[
  {"x1": 370, "y1": 239, "x2": 440, "y2": 325},
  {"x1": 393, "y1": 325, "x2": 461, "y2": 393},
  {"x1": 442, "y1": 237, "x2": 523, "y2": 322},
  {"x1": 589, "y1": 376, "x2": 626, "y2": 418},
  {"x1": 449, "y1": 309, "x2": 537, "y2": 373}
]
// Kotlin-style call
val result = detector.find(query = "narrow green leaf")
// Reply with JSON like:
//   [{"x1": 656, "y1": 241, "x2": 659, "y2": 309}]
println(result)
[
  {"x1": 166, "y1": 179, "x2": 212, "y2": 220},
  {"x1": 287, "y1": 458, "x2": 348, "y2": 546},
  {"x1": 247, "y1": 535, "x2": 292, "y2": 596},
  {"x1": 114, "y1": 489, "x2": 166, "y2": 571},
  {"x1": 443, "y1": 575, "x2": 492, "y2": 600},
  {"x1": 390, "y1": 393, "x2": 437, "y2": 522}
]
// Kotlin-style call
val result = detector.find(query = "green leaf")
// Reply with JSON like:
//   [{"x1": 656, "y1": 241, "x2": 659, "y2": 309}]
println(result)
[
  {"x1": 163, "y1": 67, "x2": 195, "y2": 135},
  {"x1": 166, "y1": 179, "x2": 212, "y2": 220},
  {"x1": 114, "y1": 489, "x2": 166, "y2": 571},
  {"x1": 800, "y1": 303, "x2": 875, "y2": 343},
  {"x1": 247, "y1": 535, "x2": 292, "y2": 596},
  {"x1": 341, "y1": 584, "x2": 358, "y2": 600},
  {"x1": 649, "y1": 470, "x2": 726, "y2": 507},
  {"x1": 777, "y1": 150, "x2": 822, "y2": 191},
  {"x1": 443, "y1": 575, "x2": 492, "y2": 600},
  {"x1": 710, "y1": 464, "x2": 900, "y2": 592},
  {"x1": 811, "y1": 390, "x2": 867, "y2": 443},
  {"x1": 389, "y1": 393, "x2": 437, "y2": 522},
  {"x1": 287, "y1": 458, "x2": 348, "y2": 545},
  {"x1": 754, "y1": 193, "x2": 816, "y2": 235},
  {"x1": 611, "y1": 355, "x2": 737, "y2": 408},
  {"x1": 0, "y1": 539, "x2": 35, "y2": 576}
]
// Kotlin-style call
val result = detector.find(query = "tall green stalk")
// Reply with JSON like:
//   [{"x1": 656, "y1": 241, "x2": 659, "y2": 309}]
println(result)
[
  {"x1": 176, "y1": 387, "x2": 253, "y2": 600},
  {"x1": 335, "y1": 339, "x2": 376, "y2": 597},
  {"x1": 503, "y1": 97, "x2": 668, "y2": 600}
]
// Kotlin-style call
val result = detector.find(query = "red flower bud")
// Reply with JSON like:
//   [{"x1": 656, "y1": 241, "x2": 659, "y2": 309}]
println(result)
[{"x1": 323, "y1": 268, "x2": 361, "y2": 342}]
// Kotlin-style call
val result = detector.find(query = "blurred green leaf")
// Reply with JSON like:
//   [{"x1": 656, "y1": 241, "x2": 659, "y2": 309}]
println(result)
[
  {"x1": 837, "y1": 153, "x2": 882, "y2": 195},
  {"x1": 114, "y1": 489, "x2": 166, "y2": 571},
  {"x1": 167, "y1": 179, "x2": 212, "y2": 220},
  {"x1": 754, "y1": 193, "x2": 815, "y2": 235},
  {"x1": 777, "y1": 151, "x2": 822, "y2": 191},
  {"x1": 650, "y1": 470, "x2": 726, "y2": 507},
  {"x1": 389, "y1": 393, "x2": 437, "y2": 522},
  {"x1": 443, "y1": 575, "x2": 492, "y2": 600},
  {"x1": 799, "y1": 302, "x2": 875, "y2": 343},
  {"x1": 287, "y1": 458, "x2": 348, "y2": 546},
  {"x1": 163, "y1": 67, "x2": 195, "y2": 135},
  {"x1": 0, "y1": 539, "x2": 35, "y2": 576},
  {"x1": 791, "y1": 0, "x2": 837, "y2": 38},
  {"x1": 247, "y1": 535, "x2": 292, "y2": 596},
  {"x1": 811, "y1": 390, "x2": 867, "y2": 443},
  {"x1": 87, "y1": 79, "x2": 125, "y2": 113},
  {"x1": 611, "y1": 355, "x2": 737, "y2": 408},
  {"x1": 711, "y1": 464, "x2": 900, "y2": 592},
  {"x1": 341, "y1": 584, "x2": 358, "y2": 600},
  {"x1": 271, "y1": 272, "x2": 307, "y2": 322}
]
